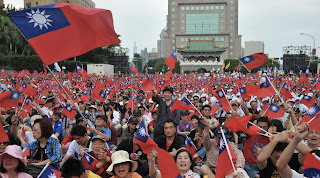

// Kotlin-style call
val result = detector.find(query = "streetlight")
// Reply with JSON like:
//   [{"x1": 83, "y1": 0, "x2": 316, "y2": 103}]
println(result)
[{"x1": 300, "y1": 33, "x2": 316, "y2": 62}]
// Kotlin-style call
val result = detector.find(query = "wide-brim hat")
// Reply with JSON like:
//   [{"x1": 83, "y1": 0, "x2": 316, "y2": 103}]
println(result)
[
  {"x1": 0, "y1": 145, "x2": 27, "y2": 166},
  {"x1": 106, "y1": 150, "x2": 138, "y2": 175}
]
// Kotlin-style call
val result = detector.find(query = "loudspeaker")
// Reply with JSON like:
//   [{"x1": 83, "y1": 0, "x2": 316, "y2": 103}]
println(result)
[{"x1": 283, "y1": 54, "x2": 308, "y2": 74}]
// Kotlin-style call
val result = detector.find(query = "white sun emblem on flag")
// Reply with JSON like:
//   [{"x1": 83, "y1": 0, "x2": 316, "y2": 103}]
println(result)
[
  {"x1": 67, "y1": 106, "x2": 72, "y2": 111},
  {"x1": 271, "y1": 106, "x2": 278, "y2": 111},
  {"x1": 218, "y1": 91, "x2": 224, "y2": 97},
  {"x1": 306, "y1": 107, "x2": 316, "y2": 115},
  {"x1": 244, "y1": 57, "x2": 250, "y2": 62},
  {"x1": 304, "y1": 96, "x2": 309, "y2": 100},
  {"x1": 48, "y1": 172, "x2": 57, "y2": 178},
  {"x1": 27, "y1": 8, "x2": 53, "y2": 30},
  {"x1": 12, "y1": 93, "x2": 19, "y2": 99},
  {"x1": 138, "y1": 128, "x2": 147, "y2": 137},
  {"x1": 240, "y1": 89, "x2": 244, "y2": 93}
]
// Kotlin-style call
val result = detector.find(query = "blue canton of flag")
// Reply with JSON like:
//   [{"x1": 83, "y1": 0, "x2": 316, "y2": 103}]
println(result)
[
  {"x1": 37, "y1": 163, "x2": 57, "y2": 178},
  {"x1": 181, "y1": 97, "x2": 192, "y2": 105},
  {"x1": 268, "y1": 103, "x2": 280, "y2": 112},
  {"x1": 45, "y1": 84, "x2": 50, "y2": 89},
  {"x1": 260, "y1": 77, "x2": 272, "y2": 89},
  {"x1": 303, "y1": 95, "x2": 313, "y2": 102},
  {"x1": 22, "y1": 84, "x2": 27, "y2": 88},
  {"x1": 239, "y1": 87, "x2": 246, "y2": 94},
  {"x1": 83, "y1": 151, "x2": 96, "y2": 165},
  {"x1": 305, "y1": 106, "x2": 320, "y2": 117},
  {"x1": 10, "y1": 91, "x2": 20, "y2": 100},
  {"x1": 239, "y1": 55, "x2": 255, "y2": 65},
  {"x1": 135, "y1": 118, "x2": 148, "y2": 143},
  {"x1": 65, "y1": 105, "x2": 72, "y2": 112}
]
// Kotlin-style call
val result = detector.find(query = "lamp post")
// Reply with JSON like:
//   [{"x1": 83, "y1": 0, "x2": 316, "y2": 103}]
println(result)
[{"x1": 300, "y1": 33, "x2": 316, "y2": 62}]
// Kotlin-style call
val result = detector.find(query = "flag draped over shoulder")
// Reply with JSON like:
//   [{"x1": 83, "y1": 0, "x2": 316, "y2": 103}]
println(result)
[
  {"x1": 8, "y1": 3, "x2": 120, "y2": 65},
  {"x1": 239, "y1": 53, "x2": 268, "y2": 70}
]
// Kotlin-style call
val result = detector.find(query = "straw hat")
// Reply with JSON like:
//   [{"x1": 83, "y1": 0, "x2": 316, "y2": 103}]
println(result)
[
  {"x1": 106, "y1": 150, "x2": 138, "y2": 175},
  {"x1": 0, "y1": 145, "x2": 27, "y2": 166}
]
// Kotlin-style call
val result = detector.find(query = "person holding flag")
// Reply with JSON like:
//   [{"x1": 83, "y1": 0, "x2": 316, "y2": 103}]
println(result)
[{"x1": 200, "y1": 122, "x2": 245, "y2": 177}]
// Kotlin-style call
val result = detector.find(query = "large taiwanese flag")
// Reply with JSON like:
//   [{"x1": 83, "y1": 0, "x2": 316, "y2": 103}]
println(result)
[
  {"x1": 300, "y1": 95, "x2": 316, "y2": 108},
  {"x1": 8, "y1": 3, "x2": 120, "y2": 65},
  {"x1": 0, "y1": 91, "x2": 20, "y2": 107},
  {"x1": 129, "y1": 63, "x2": 138, "y2": 73},
  {"x1": 216, "y1": 127, "x2": 237, "y2": 178},
  {"x1": 213, "y1": 86, "x2": 232, "y2": 112},
  {"x1": 280, "y1": 83, "x2": 293, "y2": 99},
  {"x1": 247, "y1": 77, "x2": 277, "y2": 98},
  {"x1": 134, "y1": 118, "x2": 158, "y2": 154},
  {"x1": 225, "y1": 115, "x2": 261, "y2": 136},
  {"x1": 239, "y1": 53, "x2": 268, "y2": 70},
  {"x1": 171, "y1": 97, "x2": 196, "y2": 113},
  {"x1": 262, "y1": 103, "x2": 285, "y2": 119},
  {"x1": 297, "y1": 105, "x2": 320, "y2": 126},
  {"x1": 303, "y1": 152, "x2": 320, "y2": 178},
  {"x1": 165, "y1": 50, "x2": 177, "y2": 70},
  {"x1": 157, "y1": 147, "x2": 182, "y2": 178}
]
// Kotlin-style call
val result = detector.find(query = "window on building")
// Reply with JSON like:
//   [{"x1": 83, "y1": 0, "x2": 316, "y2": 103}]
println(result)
[
  {"x1": 186, "y1": 6, "x2": 190, "y2": 10},
  {"x1": 182, "y1": 26, "x2": 185, "y2": 30},
  {"x1": 221, "y1": 26, "x2": 223, "y2": 30},
  {"x1": 230, "y1": 19, "x2": 233, "y2": 23},
  {"x1": 191, "y1": 38, "x2": 194, "y2": 40},
  {"x1": 172, "y1": 40, "x2": 175, "y2": 43},
  {"x1": 181, "y1": 45, "x2": 184, "y2": 48},
  {"x1": 230, "y1": 52, "x2": 233, "y2": 55},
  {"x1": 230, "y1": 46, "x2": 233, "y2": 49},
  {"x1": 201, "y1": 6, "x2": 204, "y2": 10},
  {"x1": 220, "y1": 6, "x2": 224, "y2": 9},
  {"x1": 191, "y1": 6, "x2": 194, "y2": 10},
  {"x1": 182, "y1": 14, "x2": 185, "y2": 17},
  {"x1": 230, "y1": 33, "x2": 233, "y2": 36},
  {"x1": 221, "y1": 45, "x2": 224, "y2": 47},
  {"x1": 230, "y1": 39, "x2": 233, "y2": 42},
  {"x1": 186, "y1": 13, "x2": 219, "y2": 34},
  {"x1": 172, "y1": 21, "x2": 175, "y2": 24},
  {"x1": 172, "y1": 2, "x2": 175, "y2": 5},
  {"x1": 230, "y1": 6, "x2": 234, "y2": 10},
  {"x1": 172, "y1": 14, "x2": 175, "y2": 18},
  {"x1": 195, "y1": 37, "x2": 199, "y2": 40},
  {"x1": 230, "y1": 13, "x2": 233, "y2": 17},
  {"x1": 221, "y1": 19, "x2": 224, "y2": 22},
  {"x1": 210, "y1": 6, "x2": 214, "y2": 10},
  {"x1": 181, "y1": 38, "x2": 185, "y2": 42},
  {"x1": 36, "y1": 2, "x2": 38, "y2": 5},
  {"x1": 200, "y1": 37, "x2": 204, "y2": 40},
  {"x1": 196, "y1": 6, "x2": 199, "y2": 10},
  {"x1": 172, "y1": 8, "x2": 175, "y2": 11},
  {"x1": 172, "y1": 27, "x2": 175, "y2": 31},
  {"x1": 215, "y1": 6, "x2": 219, "y2": 10},
  {"x1": 221, "y1": 13, "x2": 224, "y2": 16},
  {"x1": 182, "y1": 20, "x2": 184, "y2": 23},
  {"x1": 220, "y1": 37, "x2": 224, "y2": 41},
  {"x1": 172, "y1": 46, "x2": 175, "y2": 49},
  {"x1": 231, "y1": 0, "x2": 233, "y2": 3},
  {"x1": 172, "y1": 34, "x2": 175, "y2": 37},
  {"x1": 215, "y1": 37, "x2": 220, "y2": 41},
  {"x1": 205, "y1": 37, "x2": 209, "y2": 40},
  {"x1": 181, "y1": 7, "x2": 185, "y2": 11},
  {"x1": 230, "y1": 26, "x2": 233, "y2": 30},
  {"x1": 206, "y1": 6, "x2": 209, "y2": 10}
]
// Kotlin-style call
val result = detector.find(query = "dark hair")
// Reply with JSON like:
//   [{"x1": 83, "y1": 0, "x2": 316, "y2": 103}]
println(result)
[
  {"x1": 78, "y1": 101, "x2": 84, "y2": 105},
  {"x1": 71, "y1": 125, "x2": 87, "y2": 137},
  {"x1": 111, "y1": 162, "x2": 133, "y2": 175},
  {"x1": 164, "y1": 120, "x2": 176, "y2": 128},
  {"x1": 61, "y1": 158, "x2": 85, "y2": 177},
  {"x1": 138, "y1": 106, "x2": 145, "y2": 110},
  {"x1": 0, "y1": 157, "x2": 25, "y2": 173},
  {"x1": 5, "y1": 116, "x2": 13, "y2": 125},
  {"x1": 273, "y1": 142, "x2": 289, "y2": 153},
  {"x1": 202, "y1": 105, "x2": 211, "y2": 111},
  {"x1": 257, "y1": 117, "x2": 269, "y2": 125},
  {"x1": 269, "y1": 120, "x2": 284, "y2": 132},
  {"x1": 174, "y1": 149, "x2": 195, "y2": 170},
  {"x1": 34, "y1": 119, "x2": 53, "y2": 139}
]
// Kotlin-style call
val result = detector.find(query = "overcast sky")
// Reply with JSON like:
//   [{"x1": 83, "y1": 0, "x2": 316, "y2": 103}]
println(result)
[
  {"x1": 95, "y1": 0, "x2": 319, "y2": 59},
  {"x1": 6, "y1": 0, "x2": 320, "y2": 59}
]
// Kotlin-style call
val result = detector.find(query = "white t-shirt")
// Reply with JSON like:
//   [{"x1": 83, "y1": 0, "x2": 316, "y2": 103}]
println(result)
[
  {"x1": 66, "y1": 139, "x2": 92, "y2": 160},
  {"x1": 112, "y1": 111, "x2": 120, "y2": 124},
  {"x1": 291, "y1": 169, "x2": 306, "y2": 178}
]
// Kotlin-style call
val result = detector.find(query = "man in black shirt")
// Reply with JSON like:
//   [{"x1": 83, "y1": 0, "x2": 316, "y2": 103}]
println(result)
[{"x1": 154, "y1": 120, "x2": 185, "y2": 157}]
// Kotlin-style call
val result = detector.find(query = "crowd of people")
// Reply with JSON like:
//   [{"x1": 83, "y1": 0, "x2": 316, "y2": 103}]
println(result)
[{"x1": 0, "y1": 70, "x2": 319, "y2": 178}]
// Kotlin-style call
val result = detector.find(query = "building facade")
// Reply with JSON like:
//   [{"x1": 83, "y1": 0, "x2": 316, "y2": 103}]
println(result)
[
  {"x1": 158, "y1": 28, "x2": 168, "y2": 58},
  {"x1": 244, "y1": 41, "x2": 264, "y2": 57},
  {"x1": 24, "y1": 0, "x2": 95, "y2": 8},
  {"x1": 164, "y1": 0, "x2": 241, "y2": 71},
  {"x1": 133, "y1": 41, "x2": 137, "y2": 54}
]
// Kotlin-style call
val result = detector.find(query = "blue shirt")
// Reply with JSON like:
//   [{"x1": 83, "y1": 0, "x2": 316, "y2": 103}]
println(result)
[
  {"x1": 26, "y1": 137, "x2": 62, "y2": 170},
  {"x1": 93, "y1": 128, "x2": 111, "y2": 146}
]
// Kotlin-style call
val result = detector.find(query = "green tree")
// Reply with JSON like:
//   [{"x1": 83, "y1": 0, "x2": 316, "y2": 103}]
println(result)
[{"x1": 133, "y1": 53, "x2": 143, "y2": 73}]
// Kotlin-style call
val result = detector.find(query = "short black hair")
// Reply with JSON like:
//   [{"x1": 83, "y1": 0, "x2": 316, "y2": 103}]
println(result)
[
  {"x1": 164, "y1": 120, "x2": 176, "y2": 128},
  {"x1": 61, "y1": 158, "x2": 85, "y2": 177},
  {"x1": 257, "y1": 117, "x2": 269, "y2": 125},
  {"x1": 0, "y1": 158, "x2": 25, "y2": 173},
  {"x1": 174, "y1": 149, "x2": 195, "y2": 170},
  {"x1": 269, "y1": 120, "x2": 284, "y2": 132},
  {"x1": 71, "y1": 125, "x2": 87, "y2": 137},
  {"x1": 202, "y1": 104, "x2": 211, "y2": 111},
  {"x1": 273, "y1": 142, "x2": 288, "y2": 153}
]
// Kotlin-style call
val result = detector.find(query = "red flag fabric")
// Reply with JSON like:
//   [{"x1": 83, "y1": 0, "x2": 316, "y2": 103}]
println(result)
[
  {"x1": 8, "y1": 3, "x2": 120, "y2": 65},
  {"x1": 62, "y1": 105, "x2": 76, "y2": 120},
  {"x1": 300, "y1": 95, "x2": 316, "y2": 108},
  {"x1": 297, "y1": 105, "x2": 320, "y2": 126},
  {"x1": 216, "y1": 129, "x2": 237, "y2": 178},
  {"x1": 157, "y1": 147, "x2": 181, "y2": 178},
  {"x1": 308, "y1": 117, "x2": 320, "y2": 134},
  {"x1": 210, "y1": 104, "x2": 219, "y2": 117},
  {"x1": 171, "y1": 97, "x2": 196, "y2": 113},
  {"x1": 127, "y1": 98, "x2": 134, "y2": 110},
  {"x1": 239, "y1": 53, "x2": 268, "y2": 70},
  {"x1": 185, "y1": 136, "x2": 197, "y2": 157},
  {"x1": 0, "y1": 91, "x2": 21, "y2": 107},
  {"x1": 280, "y1": 83, "x2": 293, "y2": 99},
  {"x1": 0, "y1": 121, "x2": 9, "y2": 143},
  {"x1": 140, "y1": 78, "x2": 155, "y2": 92},
  {"x1": 303, "y1": 152, "x2": 320, "y2": 177},
  {"x1": 212, "y1": 86, "x2": 232, "y2": 112},
  {"x1": 262, "y1": 103, "x2": 285, "y2": 119},
  {"x1": 129, "y1": 63, "x2": 138, "y2": 73},
  {"x1": 165, "y1": 50, "x2": 177, "y2": 70},
  {"x1": 225, "y1": 115, "x2": 261, "y2": 136},
  {"x1": 247, "y1": 77, "x2": 277, "y2": 98},
  {"x1": 22, "y1": 148, "x2": 30, "y2": 158},
  {"x1": 134, "y1": 119, "x2": 158, "y2": 154},
  {"x1": 52, "y1": 169, "x2": 62, "y2": 178}
]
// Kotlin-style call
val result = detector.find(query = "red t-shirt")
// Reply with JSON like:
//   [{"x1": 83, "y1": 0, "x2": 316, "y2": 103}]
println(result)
[{"x1": 243, "y1": 135, "x2": 270, "y2": 164}]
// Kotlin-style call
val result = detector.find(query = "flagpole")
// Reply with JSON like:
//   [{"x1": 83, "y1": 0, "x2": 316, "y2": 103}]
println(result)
[
  {"x1": 220, "y1": 127, "x2": 237, "y2": 174},
  {"x1": 261, "y1": 107, "x2": 268, "y2": 117},
  {"x1": 45, "y1": 65, "x2": 95, "y2": 128},
  {"x1": 289, "y1": 115, "x2": 317, "y2": 133},
  {"x1": 238, "y1": 59, "x2": 251, "y2": 73},
  {"x1": 248, "y1": 121, "x2": 271, "y2": 136},
  {"x1": 185, "y1": 97, "x2": 205, "y2": 118},
  {"x1": 17, "y1": 96, "x2": 27, "y2": 116},
  {"x1": 266, "y1": 76, "x2": 284, "y2": 103}
]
